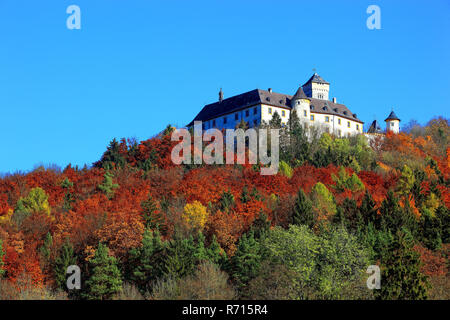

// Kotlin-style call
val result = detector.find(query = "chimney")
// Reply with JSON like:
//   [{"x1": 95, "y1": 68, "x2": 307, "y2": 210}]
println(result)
[
  {"x1": 219, "y1": 88, "x2": 223, "y2": 103},
  {"x1": 333, "y1": 97, "x2": 337, "y2": 103},
  {"x1": 268, "y1": 88, "x2": 272, "y2": 93}
]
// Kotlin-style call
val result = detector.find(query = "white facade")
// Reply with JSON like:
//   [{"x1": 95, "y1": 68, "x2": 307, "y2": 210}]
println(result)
[{"x1": 386, "y1": 119, "x2": 400, "y2": 134}]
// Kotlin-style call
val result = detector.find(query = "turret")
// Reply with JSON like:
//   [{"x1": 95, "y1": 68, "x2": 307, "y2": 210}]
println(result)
[
  {"x1": 385, "y1": 110, "x2": 400, "y2": 134},
  {"x1": 291, "y1": 86, "x2": 310, "y2": 124}
]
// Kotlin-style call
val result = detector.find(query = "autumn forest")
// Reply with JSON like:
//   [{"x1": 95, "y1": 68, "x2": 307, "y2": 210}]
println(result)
[{"x1": 0, "y1": 115, "x2": 448, "y2": 300}]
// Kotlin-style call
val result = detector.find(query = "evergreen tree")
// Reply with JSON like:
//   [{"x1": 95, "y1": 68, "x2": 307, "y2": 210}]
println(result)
[
  {"x1": 436, "y1": 205, "x2": 450, "y2": 243},
  {"x1": 96, "y1": 138, "x2": 126, "y2": 170},
  {"x1": 61, "y1": 178, "x2": 75, "y2": 212},
  {"x1": 219, "y1": 190, "x2": 235, "y2": 212},
  {"x1": 292, "y1": 188, "x2": 315, "y2": 228},
  {"x1": 379, "y1": 191, "x2": 415, "y2": 234},
  {"x1": 141, "y1": 194, "x2": 165, "y2": 232},
  {"x1": 128, "y1": 229, "x2": 166, "y2": 293},
  {"x1": 162, "y1": 235, "x2": 198, "y2": 278},
  {"x1": 420, "y1": 209, "x2": 442, "y2": 250},
  {"x1": 269, "y1": 111, "x2": 282, "y2": 129},
  {"x1": 240, "y1": 186, "x2": 251, "y2": 204},
  {"x1": 250, "y1": 210, "x2": 271, "y2": 240},
  {"x1": 83, "y1": 243, "x2": 123, "y2": 300},
  {"x1": 98, "y1": 172, "x2": 119, "y2": 199},
  {"x1": 53, "y1": 242, "x2": 77, "y2": 291},
  {"x1": 0, "y1": 239, "x2": 5, "y2": 277},
  {"x1": 376, "y1": 231, "x2": 429, "y2": 300},
  {"x1": 40, "y1": 232, "x2": 53, "y2": 265},
  {"x1": 360, "y1": 191, "x2": 379, "y2": 227},
  {"x1": 229, "y1": 231, "x2": 262, "y2": 292},
  {"x1": 206, "y1": 235, "x2": 228, "y2": 267}
]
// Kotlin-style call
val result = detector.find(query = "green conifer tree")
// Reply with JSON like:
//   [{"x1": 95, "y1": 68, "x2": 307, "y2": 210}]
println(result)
[
  {"x1": 292, "y1": 188, "x2": 315, "y2": 228},
  {"x1": 376, "y1": 231, "x2": 429, "y2": 300},
  {"x1": 83, "y1": 243, "x2": 123, "y2": 300}
]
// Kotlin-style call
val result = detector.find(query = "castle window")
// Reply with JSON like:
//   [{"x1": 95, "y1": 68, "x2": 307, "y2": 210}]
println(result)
[
  {"x1": 282, "y1": 110, "x2": 286, "y2": 117},
  {"x1": 304, "y1": 110, "x2": 307, "y2": 117},
  {"x1": 253, "y1": 119, "x2": 258, "y2": 127},
  {"x1": 253, "y1": 107, "x2": 257, "y2": 115},
  {"x1": 212, "y1": 119, "x2": 216, "y2": 127},
  {"x1": 268, "y1": 107, "x2": 272, "y2": 114},
  {"x1": 310, "y1": 115, "x2": 315, "y2": 121},
  {"x1": 356, "y1": 124, "x2": 359, "y2": 130},
  {"x1": 223, "y1": 116, "x2": 227, "y2": 124},
  {"x1": 347, "y1": 121, "x2": 350, "y2": 128},
  {"x1": 235, "y1": 113, "x2": 239, "y2": 120},
  {"x1": 338, "y1": 129, "x2": 342, "y2": 137},
  {"x1": 338, "y1": 118, "x2": 341, "y2": 125},
  {"x1": 325, "y1": 116, "x2": 330, "y2": 123},
  {"x1": 391, "y1": 122, "x2": 394, "y2": 127},
  {"x1": 202, "y1": 123, "x2": 206, "y2": 130},
  {"x1": 245, "y1": 110, "x2": 249, "y2": 117}
]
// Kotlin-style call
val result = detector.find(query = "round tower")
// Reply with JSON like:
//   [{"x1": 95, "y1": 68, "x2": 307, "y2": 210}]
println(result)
[
  {"x1": 291, "y1": 86, "x2": 311, "y2": 126},
  {"x1": 385, "y1": 110, "x2": 400, "y2": 134}
]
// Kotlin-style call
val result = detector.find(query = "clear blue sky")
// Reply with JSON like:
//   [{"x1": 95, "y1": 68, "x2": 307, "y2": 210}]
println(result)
[{"x1": 0, "y1": 0, "x2": 449, "y2": 173}]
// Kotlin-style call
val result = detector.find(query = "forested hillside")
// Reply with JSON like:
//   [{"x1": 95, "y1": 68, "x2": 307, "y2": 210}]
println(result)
[{"x1": 0, "y1": 116, "x2": 448, "y2": 300}]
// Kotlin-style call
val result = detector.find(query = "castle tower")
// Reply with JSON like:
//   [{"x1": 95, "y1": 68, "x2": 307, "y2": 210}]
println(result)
[
  {"x1": 291, "y1": 86, "x2": 310, "y2": 125},
  {"x1": 385, "y1": 110, "x2": 401, "y2": 134},
  {"x1": 302, "y1": 73, "x2": 330, "y2": 100}
]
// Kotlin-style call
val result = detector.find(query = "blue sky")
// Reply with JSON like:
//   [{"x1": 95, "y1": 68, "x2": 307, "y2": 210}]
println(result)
[{"x1": 0, "y1": 0, "x2": 449, "y2": 173}]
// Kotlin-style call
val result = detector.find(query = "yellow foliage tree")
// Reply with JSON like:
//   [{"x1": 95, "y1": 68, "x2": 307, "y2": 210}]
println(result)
[
  {"x1": 183, "y1": 201, "x2": 209, "y2": 230},
  {"x1": 0, "y1": 209, "x2": 13, "y2": 224}
]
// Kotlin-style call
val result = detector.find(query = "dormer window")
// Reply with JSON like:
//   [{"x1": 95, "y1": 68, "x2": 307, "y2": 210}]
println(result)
[{"x1": 343, "y1": 111, "x2": 348, "y2": 115}]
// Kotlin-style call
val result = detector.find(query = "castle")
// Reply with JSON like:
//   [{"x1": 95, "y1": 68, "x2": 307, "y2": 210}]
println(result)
[{"x1": 189, "y1": 73, "x2": 400, "y2": 136}]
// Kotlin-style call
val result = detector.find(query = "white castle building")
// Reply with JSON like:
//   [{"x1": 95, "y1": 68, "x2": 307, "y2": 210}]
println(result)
[{"x1": 188, "y1": 73, "x2": 400, "y2": 137}]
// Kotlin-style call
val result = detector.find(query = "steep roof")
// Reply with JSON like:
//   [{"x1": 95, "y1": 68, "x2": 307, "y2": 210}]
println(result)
[
  {"x1": 367, "y1": 120, "x2": 382, "y2": 133},
  {"x1": 292, "y1": 86, "x2": 309, "y2": 100},
  {"x1": 302, "y1": 73, "x2": 330, "y2": 86},
  {"x1": 384, "y1": 111, "x2": 400, "y2": 122},
  {"x1": 187, "y1": 89, "x2": 290, "y2": 126},
  {"x1": 188, "y1": 88, "x2": 363, "y2": 126}
]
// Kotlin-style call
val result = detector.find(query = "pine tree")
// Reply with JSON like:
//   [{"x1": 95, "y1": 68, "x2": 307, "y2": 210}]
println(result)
[
  {"x1": 376, "y1": 231, "x2": 429, "y2": 300},
  {"x1": 96, "y1": 138, "x2": 126, "y2": 170},
  {"x1": 162, "y1": 235, "x2": 198, "y2": 278},
  {"x1": 219, "y1": 190, "x2": 235, "y2": 212},
  {"x1": 40, "y1": 232, "x2": 53, "y2": 265},
  {"x1": 379, "y1": 191, "x2": 414, "y2": 233},
  {"x1": 240, "y1": 186, "x2": 251, "y2": 204},
  {"x1": 61, "y1": 178, "x2": 75, "y2": 212},
  {"x1": 141, "y1": 194, "x2": 165, "y2": 232},
  {"x1": 98, "y1": 172, "x2": 119, "y2": 199},
  {"x1": 292, "y1": 188, "x2": 314, "y2": 228},
  {"x1": 128, "y1": 229, "x2": 166, "y2": 293},
  {"x1": 250, "y1": 210, "x2": 271, "y2": 240},
  {"x1": 360, "y1": 191, "x2": 379, "y2": 227},
  {"x1": 269, "y1": 111, "x2": 282, "y2": 129},
  {"x1": 229, "y1": 231, "x2": 262, "y2": 292},
  {"x1": 53, "y1": 242, "x2": 77, "y2": 291},
  {"x1": 83, "y1": 243, "x2": 123, "y2": 300},
  {"x1": 0, "y1": 239, "x2": 5, "y2": 277}
]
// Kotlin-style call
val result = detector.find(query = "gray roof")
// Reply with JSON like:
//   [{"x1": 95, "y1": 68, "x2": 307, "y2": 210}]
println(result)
[
  {"x1": 188, "y1": 88, "x2": 363, "y2": 126},
  {"x1": 302, "y1": 73, "x2": 330, "y2": 86},
  {"x1": 385, "y1": 111, "x2": 400, "y2": 122},
  {"x1": 292, "y1": 86, "x2": 309, "y2": 100},
  {"x1": 367, "y1": 120, "x2": 382, "y2": 133}
]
